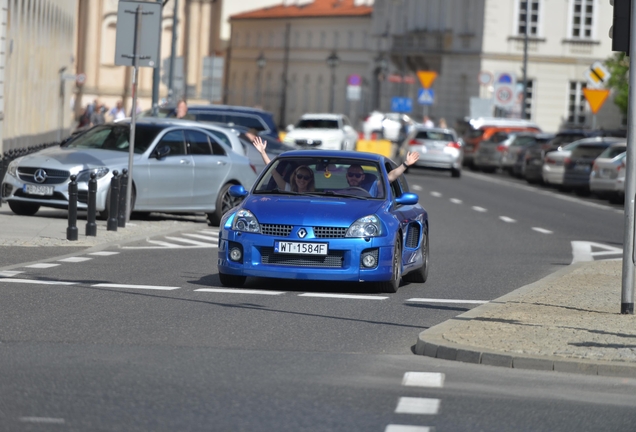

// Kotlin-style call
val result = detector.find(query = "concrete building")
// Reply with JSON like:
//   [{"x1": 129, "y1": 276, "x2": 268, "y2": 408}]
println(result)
[
  {"x1": 226, "y1": 0, "x2": 375, "y2": 129},
  {"x1": 371, "y1": 0, "x2": 623, "y2": 132},
  {"x1": 1, "y1": 0, "x2": 77, "y2": 152}
]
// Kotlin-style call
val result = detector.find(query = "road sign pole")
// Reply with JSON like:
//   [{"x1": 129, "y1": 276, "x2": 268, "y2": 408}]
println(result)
[
  {"x1": 126, "y1": 5, "x2": 142, "y2": 224},
  {"x1": 620, "y1": 0, "x2": 636, "y2": 314}
]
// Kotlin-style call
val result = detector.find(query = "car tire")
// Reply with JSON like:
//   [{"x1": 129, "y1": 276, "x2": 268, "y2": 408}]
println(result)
[
  {"x1": 219, "y1": 272, "x2": 246, "y2": 288},
  {"x1": 377, "y1": 239, "x2": 402, "y2": 293},
  {"x1": 8, "y1": 201, "x2": 40, "y2": 216},
  {"x1": 207, "y1": 183, "x2": 238, "y2": 226},
  {"x1": 451, "y1": 168, "x2": 461, "y2": 178},
  {"x1": 403, "y1": 225, "x2": 429, "y2": 284}
]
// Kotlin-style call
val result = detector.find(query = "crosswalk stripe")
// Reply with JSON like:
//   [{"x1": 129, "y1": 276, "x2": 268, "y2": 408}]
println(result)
[
  {"x1": 402, "y1": 372, "x2": 444, "y2": 388},
  {"x1": 394, "y1": 397, "x2": 440, "y2": 415},
  {"x1": 58, "y1": 257, "x2": 92, "y2": 263},
  {"x1": 0, "y1": 271, "x2": 24, "y2": 277},
  {"x1": 25, "y1": 263, "x2": 60, "y2": 269},
  {"x1": 183, "y1": 233, "x2": 219, "y2": 241},
  {"x1": 195, "y1": 288, "x2": 285, "y2": 295},
  {"x1": 164, "y1": 236, "x2": 217, "y2": 247},
  {"x1": 92, "y1": 283, "x2": 179, "y2": 290},
  {"x1": 89, "y1": 251, "x2": 120, "y2": 256}
]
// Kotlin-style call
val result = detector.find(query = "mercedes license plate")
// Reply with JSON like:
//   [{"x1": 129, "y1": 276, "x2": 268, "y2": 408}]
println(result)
[
  {"x1": 574, "y1": 164, "x2": 590, "y2": 172},
  {"x1": 23, "y1": 184, "x2": 54, "y2": 196},
  {"x1": 274, "y1": 241, "x2": 328, "y2": 255}
]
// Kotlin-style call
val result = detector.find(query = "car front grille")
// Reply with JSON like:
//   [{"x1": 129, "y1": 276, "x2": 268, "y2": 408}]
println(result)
[
  {"x1": 18, "y1": 167, "x2": 70, "y2": 185},
  {"x1": 313, "y1": 226, "x2": 347, "y2": 238},
  {"x1": 14, "y1": 190, "x2": 67, "y2": 201},
  {"x1": 259, "y1": 247, "x2": 344, "y2": 268},
  {"x1": 295, "y1": 139, "x2": 322, "y2": 146},
  {"x1": 261, "y1": 224, "x2": 293, "y2": 236}
]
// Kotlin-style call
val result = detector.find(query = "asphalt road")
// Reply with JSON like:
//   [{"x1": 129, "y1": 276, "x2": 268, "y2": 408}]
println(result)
[{"x1": 0, "y1": 169, "x2": 631, "y2": 431}]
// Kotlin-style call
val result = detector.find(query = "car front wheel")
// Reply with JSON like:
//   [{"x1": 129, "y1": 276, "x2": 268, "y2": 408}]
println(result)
[
  {"x1": 207, "y1": 183, "x2": 238, "y2": 226},
  {"x1": 8, "y1": 201, "x2": 40, "y2": 216},
  {"x1": 377, "y1": 239, "x2": 402, "y2": 293}
]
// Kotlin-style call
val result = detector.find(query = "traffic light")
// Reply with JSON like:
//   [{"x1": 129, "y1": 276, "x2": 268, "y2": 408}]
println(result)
[{"x1": 611, "y1": 0, "x2": 632, "y2": 55}]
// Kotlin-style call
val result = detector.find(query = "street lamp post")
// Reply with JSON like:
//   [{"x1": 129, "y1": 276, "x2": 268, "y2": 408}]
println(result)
[
  {"x1": 256, "y1": 52, "x2": 266, "y2": 107},
  {"x1": 326, "y1": 51, "x2": 340, "y2": 113}
]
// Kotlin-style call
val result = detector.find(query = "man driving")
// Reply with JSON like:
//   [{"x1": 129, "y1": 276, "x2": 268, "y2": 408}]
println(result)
[{"x1": 346, "y1": 152, "x2": 419, "y2": 196}]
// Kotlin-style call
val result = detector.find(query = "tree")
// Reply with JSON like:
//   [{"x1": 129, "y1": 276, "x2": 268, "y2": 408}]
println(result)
[{"x1": 605, "y1": 52, "x2": 629, "y2": 116}]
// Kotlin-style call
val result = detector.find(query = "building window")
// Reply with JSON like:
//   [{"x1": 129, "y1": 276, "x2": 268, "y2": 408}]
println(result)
[
  {"x1": 568, "y1": 81, "x2": 587, "y2": 125},
  {"x1": 307, "y1": 32, "x2": 312, "y2": 48},
  {"x1": 517, "y1": 0, "x2": 540, "y2": 36},
  {"x1": 333, "y1": 32, "x2": 339, "y2": 48},
  {"x1": 269, "y1": 32, "x2": 274, "y2": 48},
  {"x1": 320, "y1": 31, "x2": 326, "y2": 48},
  {"x1": 571, "y1": 0, "x2": 594, "y2": 38}
]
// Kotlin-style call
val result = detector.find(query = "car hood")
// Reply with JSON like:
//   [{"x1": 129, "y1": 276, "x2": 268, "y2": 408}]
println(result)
[
  {"x1": 17, "y1": 147, "x2": 135, "y2": 172},
  {"x1": 286, "y1": 129, "x2": 343, "y2": 141},
  {"x1": 241, "y1": 195, "x2": 385, "y2": 226}
]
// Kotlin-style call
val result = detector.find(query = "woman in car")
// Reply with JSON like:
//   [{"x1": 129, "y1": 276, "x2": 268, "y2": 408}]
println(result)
[{"x1": 252, "y1": 136, "x2": 315, "y2": 192}]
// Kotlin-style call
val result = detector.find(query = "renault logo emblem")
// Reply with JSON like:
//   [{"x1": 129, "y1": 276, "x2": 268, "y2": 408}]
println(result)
[
  {"x1": 298, "y1": 228, "x2": 307, "y2": 239},
  {"x1": 34, "y1": 169, "x2": 47, "y2": 184}
]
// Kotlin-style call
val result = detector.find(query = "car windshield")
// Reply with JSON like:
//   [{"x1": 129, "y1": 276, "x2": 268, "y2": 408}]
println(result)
[
  {"x1": 510, "y1": 136, "x2": 537, "y2": 147},
  {"x1": 550, "y1": 133, "x2": 586, "y2": 147},
  {"x1": 598, "y1": 145, "x2": 627, "y2": 159},
  {"x1": 62, "y1": 124, "x2": 162, "y2": 154},
  {"x1": 415, "y1": 130, "x2": 454, "y2": 141},
  {"x1": 295, "y1": 119, "x2": 339, "y2": 129},
  {"x1": 254, "y1": 157, "x2": 385, "y2": 199},
  {"x1": 571, "y1": 144, "x2": 609, "y2": 160}
]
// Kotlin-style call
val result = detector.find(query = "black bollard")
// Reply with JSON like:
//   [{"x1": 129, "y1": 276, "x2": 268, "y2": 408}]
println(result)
[
  {"x1": 107, "y1": 170, "x2": 120, "y2": 232},
  {"x1": 118, "y1": 169, "x2": 128, "y2": 228},
  {"x1": 85, "y1": 172, "x2": 97, "y2": 236},
  {"x1": 67, "y1": 175, "x2": 79, "y2": 241}
]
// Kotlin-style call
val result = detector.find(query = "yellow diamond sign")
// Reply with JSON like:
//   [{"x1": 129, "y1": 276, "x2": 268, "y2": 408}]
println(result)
[
  {"x1": 582, "y1": 88, "x2": 610, "y2": 114},
  {"x1": 417, "y1": 71, "x2": 438, "y2": 89}
]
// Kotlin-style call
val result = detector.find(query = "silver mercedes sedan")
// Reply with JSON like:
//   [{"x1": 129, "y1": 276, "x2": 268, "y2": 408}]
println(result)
[{"x1": 1, "y1": 118, "x2": 258, "y2": 225}]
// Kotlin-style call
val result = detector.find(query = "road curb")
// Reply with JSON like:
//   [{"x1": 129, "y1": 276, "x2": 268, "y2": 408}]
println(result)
[{"x1": 415, "y1": 262, "x2": 636, "y2": 378}]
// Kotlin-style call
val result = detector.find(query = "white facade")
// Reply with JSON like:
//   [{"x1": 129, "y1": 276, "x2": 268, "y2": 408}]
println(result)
[{"x1": 371, "y1": 0, "x2": 622, "y2": 133}]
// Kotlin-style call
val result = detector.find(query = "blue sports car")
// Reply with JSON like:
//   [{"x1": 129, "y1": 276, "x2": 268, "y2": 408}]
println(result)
[{"x1": 217, "y1": 150, "x2": 429, "y2": 292}]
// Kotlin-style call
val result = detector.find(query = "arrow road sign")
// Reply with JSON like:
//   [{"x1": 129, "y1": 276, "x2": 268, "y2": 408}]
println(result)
[{"x1": 418, "y1": 88, "x2": 435, "y2": 105}]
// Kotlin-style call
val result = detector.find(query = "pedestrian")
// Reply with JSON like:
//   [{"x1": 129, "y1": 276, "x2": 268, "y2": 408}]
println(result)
[
  {"x1": 109, "y1": 100, "x2": 126, "y2": 121},
  {"x1": 90, "y1": 101, "x2": 106, "y2": 126},
  {"x1": 251, "y1": 136, "x2": 315, "y2": 192},
  {"x1": 422, "y1": 115, "x2": 434, "y2": 128},
  {"x1": 438, "y1": 118, "x2": 448, "y2": 129},
  {"x1": 175, "y1": 98, "x2": 194, "y2": 119}
]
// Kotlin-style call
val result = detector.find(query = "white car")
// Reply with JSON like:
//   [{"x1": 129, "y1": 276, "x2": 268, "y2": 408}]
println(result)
[
  {"x1": 362, "y1": 111, "x2": 413, "y2": 142},
  {"x1": 283, "y1": 114, "x2": 358, "y2": 151}
]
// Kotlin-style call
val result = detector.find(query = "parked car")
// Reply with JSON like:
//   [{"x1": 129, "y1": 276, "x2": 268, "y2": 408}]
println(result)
[
  {"x1": 459, "y1": 117, "x2": 542, "y2": 168},
  {"x1": 282, "y1": 113, "x2": 358, "y2": 151},
  {"x1": 139, "y1": 104, "x2": 281, "y2": 143},
  {"x1": 500, "y1": 133, "x2": 546, "y2": 174},
  {"x1": 473, "y1": 131, "x2": 516, "y2": 173},
  {"x1": 562, "y1": 138, "x2": 624, "y2": 195},
  {"x1": 590, "y1": 142, "x2": 627, "y2": 202},
  {"x1": 511, "y1": 133, "x2": 555, "y2": 182},
  {"x1": 217, "y1": 149, "x2": 429, "y2": 293},
  {"x1": 397, "y1": 127, "x2": 462, "y2": 177},
  {"x1": 615, "y1": 153, "x2": 627, "y2": 204},
  {"x1": 542, "y1": 140, "x2": 587, "y2": 187},
  {"x1": 1, "y1": 119, "x2": 257, "y2": 225}
]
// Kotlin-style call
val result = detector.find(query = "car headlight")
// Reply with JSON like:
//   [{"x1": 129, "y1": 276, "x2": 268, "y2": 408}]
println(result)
[
  {"x1": 232, "y1": 209, "x2": 260, "y2": 233},
  {"x1": 7, "y1": 158, "x2": 22, "y2": 177},
  {"x1": 76, "y1": 167, "x2": 110, "y2": 183},
  {"x1": 346, "y1": 215, "x2": 382, "y2": 238}
]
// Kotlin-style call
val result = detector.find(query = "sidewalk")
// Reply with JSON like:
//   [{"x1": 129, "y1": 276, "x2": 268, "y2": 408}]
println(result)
[{"x1": 416, "y1": 259, "x2": 636, "y2": 378}]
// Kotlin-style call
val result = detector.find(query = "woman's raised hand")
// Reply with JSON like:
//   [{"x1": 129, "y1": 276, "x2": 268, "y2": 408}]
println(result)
[{"x1": 252, "y1": 136, "x2": 267, "y2": 153}]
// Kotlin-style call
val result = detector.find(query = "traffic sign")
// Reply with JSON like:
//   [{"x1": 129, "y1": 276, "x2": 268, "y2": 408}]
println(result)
[
  {"x1": 493, "y1": 72, "x2": 516, "y2": 108},
  {"x1": 417, "y1": 71, "x2": 438, "y2": 89},
  {"x1": 584, "y1": 61, "x2": 612, "y2": 89},
  {"x1": 347, "y1": 85, "x2": 361, "y2": 101},
  {"x1": 478, "y1": 70, "x2": 493, "y2": 86},
  {"x1": 348, "y1": 74, "x2": 361, "y2": 86},
  {"x1": 391, "y1": 97, "x2": 412, "y2": 113},
  {"x1": 582, "y1": 88, "x2": 610, "y2": 114},
  {"x1": 417, "y1": 88, "x2": 435, "y2": 105}
]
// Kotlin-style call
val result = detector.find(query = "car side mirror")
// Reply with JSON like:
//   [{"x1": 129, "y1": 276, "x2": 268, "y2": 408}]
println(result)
[
  {"x1": 229, "y1": 185, "x2": 248, "y2": 198},
  {"x1": 395, "y1": 192, "x2": 418, "y2": 205},
  {"x1": 152, "y1": 145, "x2": 170, "y2": 159}
]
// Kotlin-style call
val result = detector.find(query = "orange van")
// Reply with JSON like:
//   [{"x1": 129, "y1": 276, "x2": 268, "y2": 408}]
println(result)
[{"x1": 461, "y1": 118, "x2": 542, "y2": 167}]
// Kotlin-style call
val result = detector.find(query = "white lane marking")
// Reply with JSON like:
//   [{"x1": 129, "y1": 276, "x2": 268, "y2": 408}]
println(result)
[
  {"x1": 0, "y1": 278, "x2": 76, "y2": 285},
  {"x1": 406, "y1": 298, "x2": 488, "y2": 304},
  {"x1": 183, "y1": 233, "x2": 219, "y2": 241},
  {"x1": 450, "y1": 198, "x2": 462, "y2": 204},
  {"x1": 164, "y1": 236, "x2": 217, "y2": 247},
  {"x1": 123, "y1": 240, "x2": 183, "y2": 249},
  {"x1": 411, "y1": 184, "x2": 423, "y2": 191},
  {"x1": 298, "y1": 293, "x2": 388, "y2": 300},
  {"x1": 25, "y1": 263, "x2": 60, "y2": 269},
  {"x1": 395, "y1": 397, "x2": 440, "y2": 415},
  {"x1": 571, "y1": 241, "x2": 624, "y2": 264},
  {"x1": 385, "y1": 425, "x2": 431, "y2": 432},
  {"x1": 0, "y1": 271, "x2": 24, "y2": 277},
  {"x1": 89, "y1": 251, "x2": 120, "y2": 256},
  {"x1": 19, "y1": 417, "x2": 65, "y2": 424},
  {"x1": 402, "y1": 372, "x2": 445, "y2": 388},
  {"x1": 92, "y1": 283, "x2": 179, "y2": 291},
  {"x1": 472, "y1": 206, "x2": 487, "y2": 212},
  {"x1": 58, "y1": 257, "x2": 92, "y2": 263},
  {"x1": 532, "y1": 227, "x2": 553, "y2": 234},
  {"x1": 462, "y1": 170, "x2": 624, "y2": 214},
  {"x1": 195, "y1": 288, "x2": 285, "y2": 295},
  {"x1": 499, "y1": 216, "x2": 516, "y2": 223},
  {"x1": 430, "y1": 191, "x2": 442, "y2": 197}
]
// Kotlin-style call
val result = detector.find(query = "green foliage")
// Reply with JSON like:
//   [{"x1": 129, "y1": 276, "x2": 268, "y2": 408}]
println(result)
[{"x1": 605, "y1": 53, "x2": 629, "y2": 115}]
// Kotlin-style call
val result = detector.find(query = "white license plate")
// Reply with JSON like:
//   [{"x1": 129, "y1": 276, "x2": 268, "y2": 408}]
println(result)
[
  {"x1": 574, "y1": 164, "x2": 590, "y2": 172},
  {"x1": 274, "y1": 241, "x2": 328, "y2": 255},
  {"x1": 23, "y1": 184, "x2": 54, "y2": 196}
]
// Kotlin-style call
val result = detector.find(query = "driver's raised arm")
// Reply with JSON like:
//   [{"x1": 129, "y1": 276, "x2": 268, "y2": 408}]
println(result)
[{"x1": 387, "y1": 151, "x2": 419, "y2": 182}]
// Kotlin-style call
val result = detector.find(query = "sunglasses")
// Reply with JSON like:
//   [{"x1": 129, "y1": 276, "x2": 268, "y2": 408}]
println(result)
[
  {"x1": 347, "y1": 172, "x2": 363, "y2": 178},
  {"x1": 295, "y1": 173, "x2": 312, "y2": 181}
]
